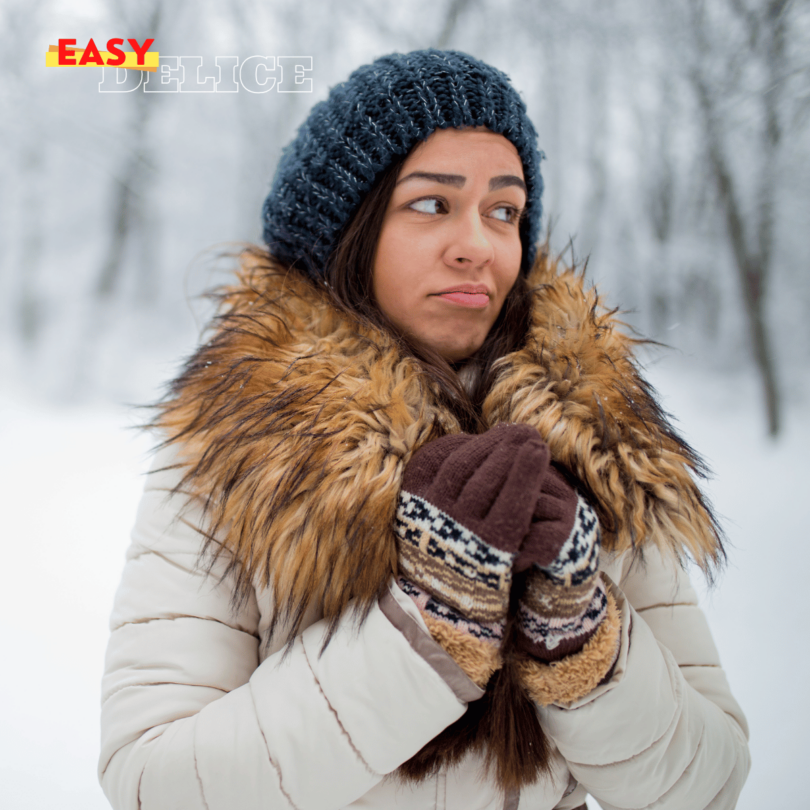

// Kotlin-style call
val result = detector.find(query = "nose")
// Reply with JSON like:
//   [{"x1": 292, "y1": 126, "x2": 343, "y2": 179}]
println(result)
[{"x1": 444, "y1": 209, "x2": 494, "y2": 269}]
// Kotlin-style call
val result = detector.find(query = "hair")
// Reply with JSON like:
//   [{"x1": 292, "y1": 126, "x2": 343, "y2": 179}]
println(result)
[{"x1": 317, "y1": 142, "x2": 534, "y2": 433}]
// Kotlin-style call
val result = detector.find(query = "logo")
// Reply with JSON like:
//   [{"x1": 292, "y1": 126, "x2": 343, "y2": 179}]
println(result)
[
  {"x1": 46, "y1": 39, "x2": 158, "y2": 71},
  {"x1": 46, "y1": 41, "x2": 313, "y2": 93}
]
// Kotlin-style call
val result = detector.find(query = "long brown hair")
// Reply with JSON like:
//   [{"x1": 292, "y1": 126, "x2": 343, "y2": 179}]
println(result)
[{"x1": 322, "y1": 145, "x2": 534, "y2": 433}]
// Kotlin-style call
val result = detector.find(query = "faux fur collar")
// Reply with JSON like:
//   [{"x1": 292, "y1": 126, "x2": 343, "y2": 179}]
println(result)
[{"x1": 156, "y1": 248, "x2": 723, "y2": 642}]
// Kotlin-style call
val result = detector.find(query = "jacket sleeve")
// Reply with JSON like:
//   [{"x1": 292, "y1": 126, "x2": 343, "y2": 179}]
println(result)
[
  {"x1": 98, "y1": 449, "x2": 483, "y2": 810},
  {"x1": 539, "y1": 546, "x2": 750, "y2": 810}
]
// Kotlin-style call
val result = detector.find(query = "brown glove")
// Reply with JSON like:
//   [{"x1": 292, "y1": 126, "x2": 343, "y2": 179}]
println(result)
[
  {"x1": 512, "y1": 467, "x2": 622, "y2": 705},
  {"x1": 395, "y1": 424, "x2": 547, "y2": 686}
]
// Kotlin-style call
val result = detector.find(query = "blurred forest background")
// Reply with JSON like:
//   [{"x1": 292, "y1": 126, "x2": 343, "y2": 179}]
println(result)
[
  {"x1": 2, "y1": 3, "x2": 809, "y2": 809},
  {"x1": 1, "y1": 0, "x2": 809, "y2": 435}
]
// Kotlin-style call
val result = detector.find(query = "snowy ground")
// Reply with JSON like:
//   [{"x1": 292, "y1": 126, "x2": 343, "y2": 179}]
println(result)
[{"x1": 0, "y1": 358, "x2": 807, "y2": 809}]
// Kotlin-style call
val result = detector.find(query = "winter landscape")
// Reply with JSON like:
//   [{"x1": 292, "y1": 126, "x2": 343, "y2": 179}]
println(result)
[
  {"x1": 2, "y1": 1, "x2": 809, "y2": 808},
  {"x1": 2, "y1": 359, "x2": 807, "y2": 809}
]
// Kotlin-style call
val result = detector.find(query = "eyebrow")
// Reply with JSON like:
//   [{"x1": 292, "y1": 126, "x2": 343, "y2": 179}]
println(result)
[
  {"x1": 397, "y1": 171, "x2": 464, "y2": 188},
  {"x1": 396, "y1": 171, "x2": 527, "y2": 195},
  {"x1": 490, "y1": 174, "x2": 527, "y2": 194}
]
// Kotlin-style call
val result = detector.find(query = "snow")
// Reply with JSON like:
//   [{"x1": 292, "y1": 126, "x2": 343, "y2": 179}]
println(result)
[
  {"x1": 637, "y1": 359, "x2": 810, "y2": 810},
  {"x1": 0, "y1": 393, "x2": 152, "y2": 809},
  {"x1": 0, "y1": 359, "x2": 807, "y2": 809}
]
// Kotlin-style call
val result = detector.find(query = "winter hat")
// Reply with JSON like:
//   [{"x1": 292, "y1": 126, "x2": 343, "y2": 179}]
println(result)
[{"x1": 262, "y1": 49, "x2": 544, "y2": 279}]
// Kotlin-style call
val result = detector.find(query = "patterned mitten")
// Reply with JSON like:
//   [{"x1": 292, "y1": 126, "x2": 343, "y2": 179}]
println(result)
[
  {"x1": 395, "y1": 424, "x2": 549, "y2": 688},
  {"x1": 513, "y1": 467, "x2": 622, "y2": 705}
]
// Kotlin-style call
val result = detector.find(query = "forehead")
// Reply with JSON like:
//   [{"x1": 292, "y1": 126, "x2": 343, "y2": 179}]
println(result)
[{"x1": 401, "y1": 127, "x2": 524, "y2": 178}]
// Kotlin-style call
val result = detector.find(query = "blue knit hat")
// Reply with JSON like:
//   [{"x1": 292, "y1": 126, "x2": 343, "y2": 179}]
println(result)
[{"x1": 262, "y1": 49, "x2": 543, "y2": 278}]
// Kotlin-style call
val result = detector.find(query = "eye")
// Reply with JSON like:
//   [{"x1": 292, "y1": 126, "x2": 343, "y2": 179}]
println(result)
[
  {"x1": 490, "y1": 205, "x2": 520, "y2": 224},
  {"x1": 409, "y1": 197, "x2": 446, "y2": 215}
]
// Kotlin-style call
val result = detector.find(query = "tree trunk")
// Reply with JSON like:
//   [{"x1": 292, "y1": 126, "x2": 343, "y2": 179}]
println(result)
[
  {"x1": 95, "y1": 78, "x2": 154, "y2": 299},
  {"x1": 18, "y1": 143, "x2": 44, "y2": 345},
  {"x1": 695, "y1": 81, "x2": 781, "y2": 436},
  {"x1": 95, "y1": 2, "x2": 162, "y2": 300},
  {"x1": 688, "y1": 0, "x2": 784, "y2": 437}
]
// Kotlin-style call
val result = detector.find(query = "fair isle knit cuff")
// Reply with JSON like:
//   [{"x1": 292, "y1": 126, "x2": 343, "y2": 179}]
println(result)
[
  {"x1": 398, "y1": 578, "x2": 506, "y2": 646},
  {"x1": 397, "y1": 579, "x2": 504, "y2": 688},
  {"x1": 395, "y1": 490, "x2": 515, "y2": 623},
  {"x1": 516, "y1": 587, "x2": 622, "y2": 707},
  {"x1": 542, "y1": 494, "x2": 601, "y2": 587},
  {"x1": 516, "y1": 574, "x2": 608, "y2": 662}
]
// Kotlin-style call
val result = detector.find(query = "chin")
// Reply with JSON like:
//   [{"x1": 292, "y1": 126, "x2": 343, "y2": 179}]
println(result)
[
  {"x1": 413, "y1": 322, "x2": 490, "y2": 363},
  {"x1": 437, "y1": 338, "x2": 486, "y2": 363}
]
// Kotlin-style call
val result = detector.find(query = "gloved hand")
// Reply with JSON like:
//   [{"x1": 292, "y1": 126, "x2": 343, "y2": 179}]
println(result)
[
  {"x1": 514, "y1": 466, "x2": 607, "y2": 661},
  {"x1": 512, "y1": 467, "x2": 622, "y2": 706},
  {"x1": 395, "y1": 424, "x2": 548, "y2": 687}
]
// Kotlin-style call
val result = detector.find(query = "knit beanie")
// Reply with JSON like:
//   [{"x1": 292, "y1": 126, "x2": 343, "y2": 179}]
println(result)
[{"x1": 261, "y1": 49, "x2": 543, "y2": 279}]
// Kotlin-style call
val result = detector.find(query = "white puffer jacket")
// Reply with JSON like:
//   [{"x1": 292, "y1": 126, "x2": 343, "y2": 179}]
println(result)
[{"x1": 99, "y1": 447, "x2": 750, "y2": 810}]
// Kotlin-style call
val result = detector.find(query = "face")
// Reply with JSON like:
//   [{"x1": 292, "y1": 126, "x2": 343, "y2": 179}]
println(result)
[{"x1": 372, "y1": 128, "x2": 525, "y2": 363}]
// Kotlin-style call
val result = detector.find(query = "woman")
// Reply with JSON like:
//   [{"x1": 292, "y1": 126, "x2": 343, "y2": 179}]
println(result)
[{"x1": 99, "y1": 50, "x2": 750, "y2": 810}]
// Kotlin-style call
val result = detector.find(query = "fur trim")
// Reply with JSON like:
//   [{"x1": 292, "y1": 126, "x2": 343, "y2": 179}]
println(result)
[
  {"x1": 154, "y1": 248, "x2": 722, "y2": 641},
  {"x1": 516, "y1": 584, "x2": 622, "y2": 707},
  {"x1": 155, "y1": 255, "x2": 458, "y2": 641},
  {"x1": 482, "y1": 261, "x2": 724, "y2": 572},
  {"x1": 152, "y1": 246, "x2": 723, "y2": 788},
  {"x1": 422, "y1": 615, "x2": 502, "y2": 689}
]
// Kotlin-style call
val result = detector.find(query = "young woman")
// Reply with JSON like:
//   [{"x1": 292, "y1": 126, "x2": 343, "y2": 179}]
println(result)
[{"x1": 99, "y1": 50, "x2": 750, "y2": 810}]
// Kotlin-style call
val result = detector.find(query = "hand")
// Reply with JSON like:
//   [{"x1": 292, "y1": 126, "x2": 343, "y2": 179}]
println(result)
[
  {"x1": 514, "y1": 467, "x2": 606, "y2": 661},
  {"x1": 395, "y1": 424, "x2": 548, "y2": 685},
  {"x1": 401, "y1": 423, "x2": 550, "y2": 565}
]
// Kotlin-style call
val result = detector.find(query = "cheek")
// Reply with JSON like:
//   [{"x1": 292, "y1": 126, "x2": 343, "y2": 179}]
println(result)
[
  {"x1": 496, "y1": 240, "x2": 522, "y2": 298},
  {"x1": 373, "y1": 269, "x2": 399, "y2": 322},
  {"x1": 372, "y1": 226, "x2": 409, "y2": 323}
]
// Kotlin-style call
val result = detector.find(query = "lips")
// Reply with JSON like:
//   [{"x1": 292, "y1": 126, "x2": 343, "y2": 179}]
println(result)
[
  {"x1": 434, "y1": 284, "x2": 491, "y2": 309},
  {"x1": 437, "y1": 291, "x2": 490, "y2": 308}
]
